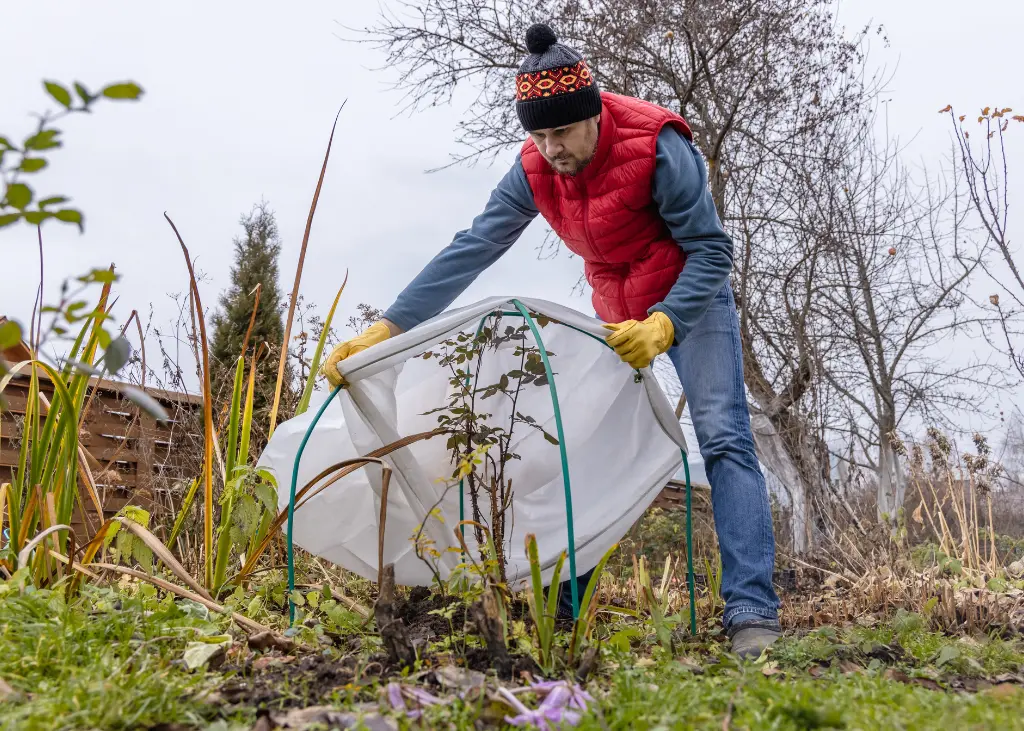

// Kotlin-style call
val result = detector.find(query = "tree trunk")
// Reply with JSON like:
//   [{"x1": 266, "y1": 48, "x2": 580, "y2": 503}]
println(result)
[
  {"x1": 750, "y1": 414, "x2": 816, "y2": 553},
  {"x1": 876, "y1": 425, "x2": 907, "y2": 524}
]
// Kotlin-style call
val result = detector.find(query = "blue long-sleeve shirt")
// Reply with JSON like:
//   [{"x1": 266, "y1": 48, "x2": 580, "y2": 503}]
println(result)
[{"x1": 383, "y1": 127, "x2": 733, "y2": 344}]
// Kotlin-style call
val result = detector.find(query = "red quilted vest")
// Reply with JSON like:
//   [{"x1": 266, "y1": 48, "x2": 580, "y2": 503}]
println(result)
[{"x1": 521, "y1": 92, "x2": 693, "y2": 323}]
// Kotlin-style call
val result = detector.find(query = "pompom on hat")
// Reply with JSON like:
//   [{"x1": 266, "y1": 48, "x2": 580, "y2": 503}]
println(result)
[{"x1": 515, "y1": 23, "x2": 602, "y2": 131}]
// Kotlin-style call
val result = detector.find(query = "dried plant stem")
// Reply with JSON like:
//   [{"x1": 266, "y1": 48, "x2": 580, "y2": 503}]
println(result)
[
  {"x1": 912, "y1": 475, "x2": 943, "y2": 547},
  {"x1": 970, "y1": 475, "x2": 980, "y2": 571},
  {"x1": 986, "y1": 494, "x2": 997, "y2": 569},
  {"x1": 164, "y1": 212, "x2": 215, "y2": 590},
  {"x1": 268, "y1": 102, "x2": 346, "y2": 438}
]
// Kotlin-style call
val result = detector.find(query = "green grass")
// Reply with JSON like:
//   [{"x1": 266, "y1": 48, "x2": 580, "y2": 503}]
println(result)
[
  {"x1": 2, "y1": 579, "x2": 1022, "y2": 731},
  {"x1": 416, "y1": 613, "x2": 1024, "y2": 730},
  {"x1": 410, "y1": 652, "x2": 1024, "y2": 730},
  {"x1": 575, "y1": 660, "x2": 1024, "y2": 730},
  {"x1": 0, "y1": 580, "x2": 229, "y2": 730},
  {"x1": 771, "y1": 610, "x2": 1024, "y2": 678}
]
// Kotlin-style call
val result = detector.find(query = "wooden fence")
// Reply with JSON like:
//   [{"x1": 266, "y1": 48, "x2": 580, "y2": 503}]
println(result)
[{"x1": 0, "y1": 366, "x2": 202, "y2": 539}]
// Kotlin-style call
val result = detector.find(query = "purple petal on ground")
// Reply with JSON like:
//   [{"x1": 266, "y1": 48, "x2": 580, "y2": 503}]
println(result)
[
  {"x1": 525, "y1": 680, "x2": 593, "y2": 709},
  {"x1": 527, "y1": 680, "x2": 566, "y2": 693},
  {"x1": 386, "y1": 683, "x2": 405, "y2": 711},
  {"x1": 539, "y1": 705, "x2": 581, "y2": 726},
  {"x1": 567, "y1": 685, "x2": 594, "y2": 710},
  {"x1": 559, "y1": 709, "x2": 582, "y2": 725},
  {"x1": 498, "y1": 686, "x2": 533, "y2": 714},
  {"x1": 506, "y1": 712, "x2": 553, "y2": 730},
  {"x1": 406, "y1": 687, "x2": 444, "y2": 706},
  {"x1": 538, "y1": 685, "x2": 572, "y2": 711}
]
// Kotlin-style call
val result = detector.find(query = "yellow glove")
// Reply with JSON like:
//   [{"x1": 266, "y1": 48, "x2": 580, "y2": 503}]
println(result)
[
  {"x1": 602, "y1": 311, "x2": 675, "y2": 370},
  {"x1": 321, "y1": 321, "x2": 392, "y2": 388}
]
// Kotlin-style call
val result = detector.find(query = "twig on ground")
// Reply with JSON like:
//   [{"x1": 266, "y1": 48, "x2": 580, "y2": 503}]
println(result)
[
  {"x1": 722, "y1": 682, "x2": 743, "y2": 730},
  {"x1": 785, "y1": 555, "x2": 855, "y2": 585}
]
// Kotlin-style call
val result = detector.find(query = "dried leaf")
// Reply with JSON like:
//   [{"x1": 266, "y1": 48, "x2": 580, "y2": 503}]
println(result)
[
  {"x1": 253, "y1": 655, "x2": 296, "y2": 671},
  {"x1": 434, "y1": 665, "x2": 486, "y2": 692},
  {"x1": 839, "y1": 660, "x2": 864, "y2": 675},
  {"x1": 938, "y1": 104, "x2": 952, "y2": 113},
  {"x1": 991, "y1": 673, "x2": 1024, "y2": 684},
  {"x1": 675, "y1": 657, "x2": 705, "y2": 674},
  {"x1": 247, "y1": 631, "x2": 296, "y2": 653},
  {"x1": 273, "y1": 706, "x2": 396, "y2": 730},
  {"x1": 183, "y1": 640, "x2": 230, "y2": 671}
]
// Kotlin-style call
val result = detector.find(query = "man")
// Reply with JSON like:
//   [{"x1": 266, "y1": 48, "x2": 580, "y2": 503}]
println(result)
[{"x1": 323, "y1": 23, "x2": 782, "y2": 658}]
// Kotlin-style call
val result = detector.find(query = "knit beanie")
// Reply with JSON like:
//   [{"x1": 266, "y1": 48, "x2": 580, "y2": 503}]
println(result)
[{"x1": 515, "y1": 23, "x2": 602, "y2": 131}]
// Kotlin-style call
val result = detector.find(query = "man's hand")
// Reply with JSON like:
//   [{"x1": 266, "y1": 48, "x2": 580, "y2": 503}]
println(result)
[
  {"x1": 321, "y1": 321, "x2": 395, "y2": 388},
  {"x1": 602, "y1": 311, "x2": 675, "y2": 370}
]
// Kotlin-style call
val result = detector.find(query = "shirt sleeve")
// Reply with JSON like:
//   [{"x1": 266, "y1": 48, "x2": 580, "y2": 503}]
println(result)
[
  {"x1": 383, "y1": 157, "x2": 539, "y2": 332},
  {"x1": 647, "y1": 126, "x2": 734, "y2": 344}
]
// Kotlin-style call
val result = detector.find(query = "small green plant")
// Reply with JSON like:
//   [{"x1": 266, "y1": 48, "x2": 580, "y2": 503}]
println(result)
[
  {"x1": 525, "y1": 533, "x2": 564, "y2": 673},
  {"x1": 702, "y1": 551, "x2": 724, "y2": 620},
  {"x1": 568, "y1": 541, "x2": 619, "y2": 662},
  {"x1": 453, "y1": 520, "x2": 510, "y2": 634},
  {"x1": 637, "y1": 555, "x2": 674, "y2": 651},
  {"x1": 163, "y1": 350, "x2": 279, "y2": 595},
  {"x1": 422, "y1": 314, "x2": 557, "y2": 582},
  {"x1": 102, "y1": 506, "x2": 155, "y2": 572}
]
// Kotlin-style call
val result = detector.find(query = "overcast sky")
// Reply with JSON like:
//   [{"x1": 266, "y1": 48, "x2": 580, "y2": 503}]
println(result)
[{"x1": 2, "y1": 1, "x2": 1021, "y2": 430}]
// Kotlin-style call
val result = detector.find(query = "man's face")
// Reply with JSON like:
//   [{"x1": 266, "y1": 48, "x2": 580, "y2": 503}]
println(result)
[{"x1": 528, "y1": 114, "x2": 600, "y2": 176}]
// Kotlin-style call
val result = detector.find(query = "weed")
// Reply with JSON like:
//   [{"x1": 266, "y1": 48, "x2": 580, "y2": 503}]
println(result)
[
  {"x1": 568, "y1": 541, "x2": 619, "y2": 663},
  {"x1": 525, "y1": 533, "x2": 564, "y2": 673}
]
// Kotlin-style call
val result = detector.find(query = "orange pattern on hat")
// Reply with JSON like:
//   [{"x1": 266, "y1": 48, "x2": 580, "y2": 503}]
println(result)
[{"x1": 516, "y1": 60, "x2": 594, "y2": 101}]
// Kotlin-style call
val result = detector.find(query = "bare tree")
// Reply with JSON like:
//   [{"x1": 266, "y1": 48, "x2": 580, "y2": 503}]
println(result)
[
  {"x1": 943, "y1": 106, "x2": 1024, "y2": 380},
  {"x1": 356, "y1": 0, "x2": 887, "y2": 551},
  {"x1": 806, "y1": 108, "x2": 1001, "y2": 521}
]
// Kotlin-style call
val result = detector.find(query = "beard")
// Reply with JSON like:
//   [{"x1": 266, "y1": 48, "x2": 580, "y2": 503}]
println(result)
[{"x1": 550, "y1": 152, "x2": 595, "y2": 177}]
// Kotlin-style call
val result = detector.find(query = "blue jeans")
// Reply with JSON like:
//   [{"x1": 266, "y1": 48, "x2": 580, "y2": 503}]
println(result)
[{"x1": 557, "y1": 283, "x2": 780, "y2": 626}]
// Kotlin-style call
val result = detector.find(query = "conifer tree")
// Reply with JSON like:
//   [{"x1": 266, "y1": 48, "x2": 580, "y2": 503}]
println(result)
[{"x1": 210, "y1": 201, "x2": 289, "y2": 419}]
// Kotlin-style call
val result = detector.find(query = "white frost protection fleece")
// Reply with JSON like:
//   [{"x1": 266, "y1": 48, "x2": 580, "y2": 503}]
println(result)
[{"x1": 257, "y1": 297, "x2": 687, "y2": 590}]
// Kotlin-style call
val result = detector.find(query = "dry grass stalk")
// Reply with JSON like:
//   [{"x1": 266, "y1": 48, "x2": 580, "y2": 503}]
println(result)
[
  {"x1": 268, "y1": 102, "x2": 347, "y2": 437},
  {"x1": 164, "y1": 212, "x2": 216, "y2": 590}
]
